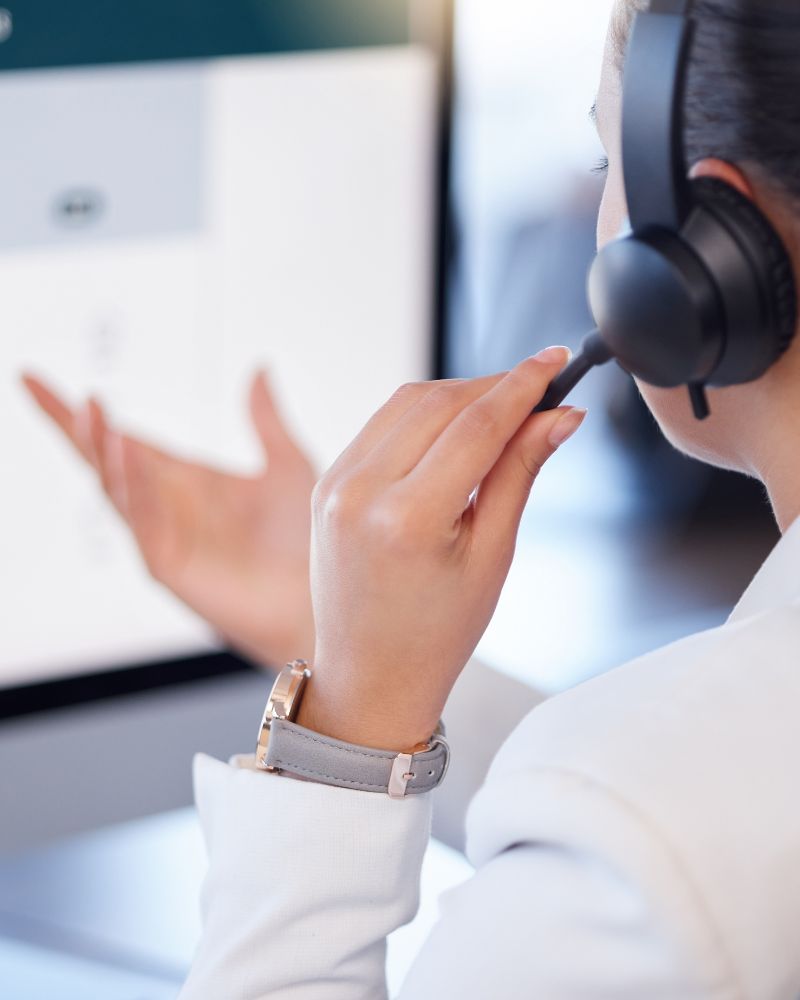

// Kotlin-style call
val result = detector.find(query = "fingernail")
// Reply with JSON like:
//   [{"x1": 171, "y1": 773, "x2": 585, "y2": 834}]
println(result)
[
  {"x1": 533, "y1": 345, "x2": 572, "y2": 365},
  {"x1": 548, "y1": 407, "x2": 587, "y2": 448}
]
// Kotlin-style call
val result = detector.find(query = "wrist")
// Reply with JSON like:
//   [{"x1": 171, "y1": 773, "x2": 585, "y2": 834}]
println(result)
[
  {"x1": 295, "y1": 683, "x2": 441, "y2": 753},
  {"x1": 256, "y1": 661, "x2": 450, "y2": 797}
]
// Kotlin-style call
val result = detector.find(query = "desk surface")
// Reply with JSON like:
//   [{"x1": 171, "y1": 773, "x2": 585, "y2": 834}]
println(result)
[{"x1": 0, "y1": 806, "x2": 472, "y2": 999}]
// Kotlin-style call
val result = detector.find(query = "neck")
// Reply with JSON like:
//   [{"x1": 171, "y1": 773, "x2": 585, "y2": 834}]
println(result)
[
  {"x1": 761, "y1": 465, "x2": 800, "y2": 535},
  {"x1": 752, "y1": 413, "x2": 800, "y2": 533},
  {"x1": 737, "y1": 333, "x2": 800, "y2": 534}
]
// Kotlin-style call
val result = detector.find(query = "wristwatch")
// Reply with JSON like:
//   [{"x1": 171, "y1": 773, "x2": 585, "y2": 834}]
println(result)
[{"x1": 254, "y1": 661, "x2": 450, "y2": 799}]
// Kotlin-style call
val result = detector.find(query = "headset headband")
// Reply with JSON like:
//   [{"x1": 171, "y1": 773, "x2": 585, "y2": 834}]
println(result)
[{"x1": 622, "y1": 0, "x2": 692, "y2": 231}]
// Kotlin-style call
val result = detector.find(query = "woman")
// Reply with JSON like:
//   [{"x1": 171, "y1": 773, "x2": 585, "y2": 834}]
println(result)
[{"x1": 26, "y1": 0, "x2": 800, "y2": 995}]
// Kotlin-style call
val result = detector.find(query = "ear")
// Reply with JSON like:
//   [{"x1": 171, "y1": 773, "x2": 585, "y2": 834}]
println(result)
[
  {"x1": 689, "y1": 158, "x2": 755, "y2": 199},
  {"x1": 690, "y1": 157, "x2": 799, "y2": 256}
]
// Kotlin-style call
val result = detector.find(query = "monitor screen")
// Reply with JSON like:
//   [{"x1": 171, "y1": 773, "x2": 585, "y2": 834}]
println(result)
[{"x1": 0, "y1": 1, "x2": 446, "y2": 693}]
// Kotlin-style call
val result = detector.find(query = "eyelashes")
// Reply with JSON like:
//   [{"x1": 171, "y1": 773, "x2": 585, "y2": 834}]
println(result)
[{"x1": 591, "y1": 155, "x2": 610, "y2": 176}]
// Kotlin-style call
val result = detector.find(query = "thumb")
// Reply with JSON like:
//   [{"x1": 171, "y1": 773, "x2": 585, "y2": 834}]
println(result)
[
  {"x1": 249, "y1": 369, "x2": 313, "y2": 475},
  {"x1": 472, "y1": 406, "x2": 587, "y2": 544},
  {"x1": 250, "y1": 370, "x2": 295, "y2": 454}
]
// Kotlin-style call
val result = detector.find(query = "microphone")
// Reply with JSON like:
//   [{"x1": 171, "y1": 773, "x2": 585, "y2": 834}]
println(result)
[{"x1": 532, "y1": 329, "x2": 614, "y2": 413}]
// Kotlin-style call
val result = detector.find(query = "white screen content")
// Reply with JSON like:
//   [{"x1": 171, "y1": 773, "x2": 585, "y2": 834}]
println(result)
[{"x1": 0, "y1": 48, "x2": 437, "y2": 687}]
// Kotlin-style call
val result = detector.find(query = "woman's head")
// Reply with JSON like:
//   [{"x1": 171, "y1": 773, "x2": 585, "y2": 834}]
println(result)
[
  {"x1": 594, "y1": 0, "x2": 800, "y2": 495},
  {"x1": 613, "y1": 0, "x2": 800, "y2": 207}
]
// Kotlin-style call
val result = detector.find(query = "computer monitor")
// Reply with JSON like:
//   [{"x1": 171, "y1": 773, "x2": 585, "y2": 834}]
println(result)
[{"x1": 0, "y1": 0, "x2": 453, "y2": 849}]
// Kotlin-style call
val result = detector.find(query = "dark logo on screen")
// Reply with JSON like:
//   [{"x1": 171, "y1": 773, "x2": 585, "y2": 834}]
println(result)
[{"x1": 53, "y1": 189, "x2": 106, "y2": 229}]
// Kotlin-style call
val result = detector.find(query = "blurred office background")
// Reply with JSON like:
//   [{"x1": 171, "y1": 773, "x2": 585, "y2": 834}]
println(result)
[
  {"x1": 450, "y1": 0, "x2": 777, "y2": 692},
  {"x1": 0, "y1": 2, "x2": 779, "y2": 997}
]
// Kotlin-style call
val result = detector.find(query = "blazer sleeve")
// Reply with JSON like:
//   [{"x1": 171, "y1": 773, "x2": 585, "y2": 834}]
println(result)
[{"x1": 178, "y1": 753, "x2": 433, "y2": 1000}]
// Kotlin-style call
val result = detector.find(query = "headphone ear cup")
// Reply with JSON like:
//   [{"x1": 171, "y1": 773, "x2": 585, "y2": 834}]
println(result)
[{"x1": 689, "y1": 177, "x2": 798, "y2": 374}]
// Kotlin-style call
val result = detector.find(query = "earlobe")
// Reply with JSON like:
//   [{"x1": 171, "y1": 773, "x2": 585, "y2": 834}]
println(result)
[{"x1": 689, "y1": 158, "x2": 755, "y2": 200}]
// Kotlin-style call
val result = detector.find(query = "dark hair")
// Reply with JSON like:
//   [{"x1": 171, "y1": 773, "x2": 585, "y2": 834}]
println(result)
[{"x1": 614, "y1": 0, "x2": 800, "y2": 206}]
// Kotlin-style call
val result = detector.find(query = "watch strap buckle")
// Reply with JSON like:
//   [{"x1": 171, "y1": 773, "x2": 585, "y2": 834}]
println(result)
[{"x1": 388, "y1": 733, "x2": 450, "y2": 799}]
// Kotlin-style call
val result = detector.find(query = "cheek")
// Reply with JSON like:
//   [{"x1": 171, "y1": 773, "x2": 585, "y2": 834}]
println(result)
[
  {"x1": 637, "y1": 383, "x2": 694, "y2": 441},
  {"x1": 637, "y1": 381, "x2": 747, "y2": 471},
  {"x1": 595, "y1": 163, "x2": 627, "y2": 251},
  {"x1": 637, "y1": 382, "x2": 720, "y2": 465}
]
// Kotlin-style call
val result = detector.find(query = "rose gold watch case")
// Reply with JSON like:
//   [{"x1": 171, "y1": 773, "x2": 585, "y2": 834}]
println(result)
[{"x1": 256, "y1": 660, "x2": 311, "y2": 769}]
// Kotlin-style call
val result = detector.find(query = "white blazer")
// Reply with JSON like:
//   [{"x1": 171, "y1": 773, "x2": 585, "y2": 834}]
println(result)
[{"x1": 180, "y1": 518, "x2": 800, "y2": 1000}]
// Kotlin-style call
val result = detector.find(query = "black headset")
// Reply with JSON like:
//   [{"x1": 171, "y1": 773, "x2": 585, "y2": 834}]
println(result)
[{"x1": 535, "y1": 0, "x2": 798, "y2": 421}]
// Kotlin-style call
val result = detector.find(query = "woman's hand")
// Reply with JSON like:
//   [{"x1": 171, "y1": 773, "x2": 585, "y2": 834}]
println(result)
[
  {"x1": 298, "y1": 347, "x2": 586, "y2": 751},
  {"x1": 22, "y1": 371, "x2": 317, "y2": 668}
]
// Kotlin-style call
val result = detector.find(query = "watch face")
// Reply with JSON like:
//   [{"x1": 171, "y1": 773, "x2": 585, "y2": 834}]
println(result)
[
  {"x1": 267, "y1": 661, "x2": 311, "y2": 722},
  {"x1": 256, "y1": 662, "x2": 310, "y2": 767}
]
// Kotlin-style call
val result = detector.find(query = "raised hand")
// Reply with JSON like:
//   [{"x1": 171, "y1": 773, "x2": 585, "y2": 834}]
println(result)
[
  {"x1": 298, "y1": 347, "x2": 586, "y2": 751},
  {"x1": 22, "y1": 371, "x2": 317, "y2": 668}
]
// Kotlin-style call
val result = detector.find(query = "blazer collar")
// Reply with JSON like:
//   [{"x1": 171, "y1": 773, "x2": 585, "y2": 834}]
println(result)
[{"x1": 728, "y1": 514, "x2": 800, "y2": 624}]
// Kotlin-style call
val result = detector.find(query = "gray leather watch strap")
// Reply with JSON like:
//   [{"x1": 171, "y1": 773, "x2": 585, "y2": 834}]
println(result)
[{"x1": 263, "y1": 718, "x2": 449, "y2": 796}]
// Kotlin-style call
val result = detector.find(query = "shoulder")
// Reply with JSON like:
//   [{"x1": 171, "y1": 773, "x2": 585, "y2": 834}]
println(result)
[
  {"x1": 467, "y1": 602, "x2": 800, "y2": 997},
  {"x1": 482, "y1": 600, "x2": 800, "y2": 793}
]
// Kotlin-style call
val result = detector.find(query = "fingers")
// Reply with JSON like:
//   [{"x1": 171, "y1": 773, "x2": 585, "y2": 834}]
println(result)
[
  {"x1": 473, "y1": 406, "x2": 587, "y2": 546},
  {"x1": 21, "y1": 373, "x2": 72, "y2": 435},
  {"x1": 113, "y1": 435, "x2": 167, "y2": 567},
  {"x1": 250, "y1": 371, "x2": 296, "y2": 455},
  {"x1": 21, "y1": 373, "x2": 94, "y2": 464},
  {"x1": 355, "y1": 372, "x2": 510, "y2": 480},
  {"x1": 323, "y1": 379, "x2": 439, "y2": 482},
  {"x1": 250, "y1": 370, "x2": 318, "y2": 482},
  {"x1": 22, "y1": 373, "x2": 146, "y2": 517},
  {"x1": 100, "y1": 429, "x2": 176, "y2": 578},
  {"x1": 324, "y1": 372, "x2": 508, "y2": 490},
  {"x1": 86, "y1": 398, "x2": 129, "y2": 514},
  {"x1": 406, "y1": 348, "x2": 572, "y2": 514}
]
